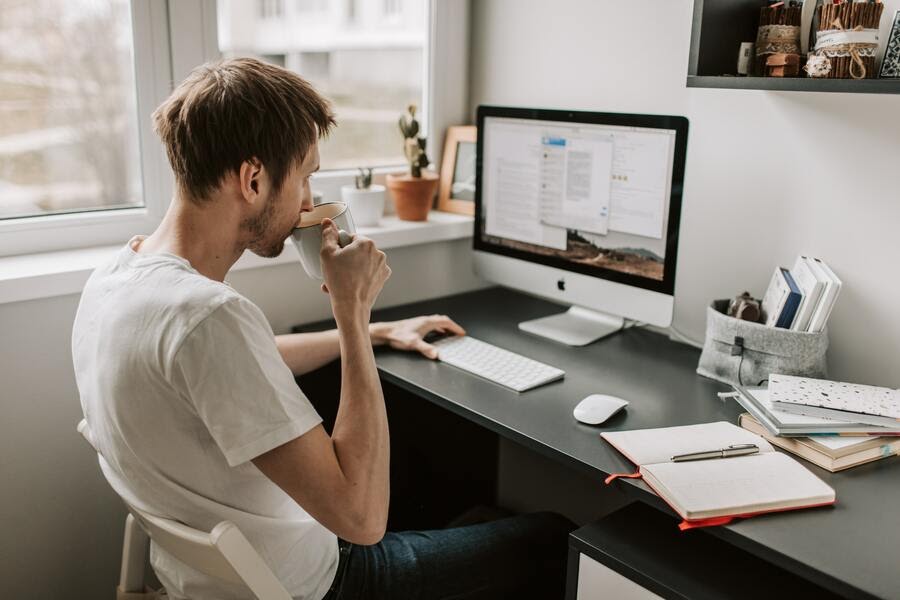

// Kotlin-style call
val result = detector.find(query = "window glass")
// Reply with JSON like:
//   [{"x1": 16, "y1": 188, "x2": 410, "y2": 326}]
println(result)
[
  {"x1": 218, "y1": 0, "x2": 426, "y2": 170},
  {"x1": 0, "y1": 0, "x2": 143, "y2": 220}
]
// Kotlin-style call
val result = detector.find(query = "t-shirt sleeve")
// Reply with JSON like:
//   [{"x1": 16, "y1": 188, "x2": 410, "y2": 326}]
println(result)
[{"x1": 172, "y1": 296, "x2": 322, "y2": 467}]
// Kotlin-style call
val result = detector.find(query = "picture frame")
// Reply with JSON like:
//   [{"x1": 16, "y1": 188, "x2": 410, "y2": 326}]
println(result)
[
  {"x1": 879, "y1": 10, "x2": 900, "y2": 79},
  {"x1": 437, "y1": 125, "x2": 477, "y2": 215}
]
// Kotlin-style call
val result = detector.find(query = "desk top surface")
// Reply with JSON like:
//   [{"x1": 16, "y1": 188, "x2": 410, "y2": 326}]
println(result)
[{"x1": 364, "y1": 288, "x2": 898, "y2": 600}]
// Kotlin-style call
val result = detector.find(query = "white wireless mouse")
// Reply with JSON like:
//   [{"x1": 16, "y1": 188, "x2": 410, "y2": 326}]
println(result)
[{"x1": 573, "y1": 394, "x2": 629, "y2": 425}]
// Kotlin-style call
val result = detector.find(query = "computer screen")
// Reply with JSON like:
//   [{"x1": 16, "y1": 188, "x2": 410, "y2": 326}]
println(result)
[{"x1": 475, "y1": 107, "x2": 688, "y2": 296}]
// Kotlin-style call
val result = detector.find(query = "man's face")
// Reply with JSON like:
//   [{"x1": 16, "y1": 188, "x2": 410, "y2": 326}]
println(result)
[{"x1": 244, "y1": 144, "x2": 320, "y2": 258}]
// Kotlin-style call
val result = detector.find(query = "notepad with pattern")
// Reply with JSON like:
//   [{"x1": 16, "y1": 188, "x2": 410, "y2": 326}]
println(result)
[
  {"x1": 770, "y1": 374, "x2": 900, "y2": 429},
  {"x1": 601, "y1": 421, "x2": 835, "y2": 530}
]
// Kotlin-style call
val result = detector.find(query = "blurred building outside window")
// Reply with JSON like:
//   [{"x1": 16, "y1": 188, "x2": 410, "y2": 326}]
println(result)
[
  {"x1": 218, "y1": 0, "x2": 426, "y2": 171},
  {"x1": 0, "y1": 0, "x2": 143, "y2": 221},
  {"x1": 258, "y1": 0, "x2": 285, "y2": 19}
]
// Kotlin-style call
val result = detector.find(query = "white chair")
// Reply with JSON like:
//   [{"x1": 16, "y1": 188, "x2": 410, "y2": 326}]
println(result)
[{"x1": 77, "y1": 419, "x2": 292, "y2": 600}]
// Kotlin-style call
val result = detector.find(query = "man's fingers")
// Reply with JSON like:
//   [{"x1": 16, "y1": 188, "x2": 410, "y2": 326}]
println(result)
[
  {"x1": 429, "y1": 314, "x2": 466, "y2": 337},
  {"x1": 414, "y1": 339, "x2": 439, "y2": 360},
  {"x1": 320, "y1": 218, "x2": 339, "y2": 251}
]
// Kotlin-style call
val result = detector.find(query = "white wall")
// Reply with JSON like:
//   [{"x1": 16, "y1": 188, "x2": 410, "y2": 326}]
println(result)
[
  {"x1": 0, "y1": 238, "x2": 484, "y2": 599},
  {"x1": 470, "y1": 0, "x2": 900, "y2": 387},
  {"x1": 6, "y1": 2, "x2": 900, "y2": 595}
]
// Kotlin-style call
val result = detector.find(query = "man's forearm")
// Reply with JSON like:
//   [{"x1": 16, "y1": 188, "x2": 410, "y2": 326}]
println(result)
[
  {"x1": 330, "y1": 309, "x2": 390, "y2": 535},
  {"x1": 276, "y1": 330, "x2": 341, "y2": 375},
  {"x1": 276, "y1": 324, "x2": 392, "y2": 376}
]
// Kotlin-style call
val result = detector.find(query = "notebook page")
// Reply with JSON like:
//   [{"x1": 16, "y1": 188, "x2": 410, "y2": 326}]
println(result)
[
  {"x1": 812, "y1": 435, "x2": 881, "y2": 451},
  {"x1": 601, "y1": 421, "x2": 774, "y2": 467},
  {"x1": 642, "y1": 453, "x2": 835, "y2": 521},
  {"x1": 770, "y1": 374, "x2": 900, "y2": 419}
]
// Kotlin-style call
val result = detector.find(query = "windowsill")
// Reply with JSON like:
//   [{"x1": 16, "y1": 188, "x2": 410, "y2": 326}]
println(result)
[{"x1": 0, "y1": 212, "x2": 474, "y2": 305}]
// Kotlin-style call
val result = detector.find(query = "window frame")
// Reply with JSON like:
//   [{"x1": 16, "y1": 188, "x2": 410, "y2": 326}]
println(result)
[
  {"x1": 203, "y1": 0, "x2": 471, "y2": 202},
  {"x1": 0, "y1": 0, "x2": 470, "y2": 258},
  {"x1": 0, "y1": 0, "x2": 175, "y2": 257}
]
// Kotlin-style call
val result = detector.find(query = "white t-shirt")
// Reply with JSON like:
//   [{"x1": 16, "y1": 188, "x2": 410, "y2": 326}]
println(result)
[{"x1": 72, "y1": 237, "x2": 338, "y2": 600}]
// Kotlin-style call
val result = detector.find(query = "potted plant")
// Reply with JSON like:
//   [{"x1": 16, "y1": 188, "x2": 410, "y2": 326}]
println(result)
[
  {"x1": 386, "y1": 104, "x2": 439, "y2": 221},
  {"x1": 341, "y1": 168, "x2": 385, "y2": 227}
]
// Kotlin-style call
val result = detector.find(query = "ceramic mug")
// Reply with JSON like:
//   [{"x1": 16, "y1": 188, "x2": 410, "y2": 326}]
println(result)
[{"x1": 291, "y1": 201, "x2": 355, "y2": 279}]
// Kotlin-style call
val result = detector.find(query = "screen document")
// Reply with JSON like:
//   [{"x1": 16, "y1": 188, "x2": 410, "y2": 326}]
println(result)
[{"x1": 481, "y1": 117, "x2": 677, "y2": 282}]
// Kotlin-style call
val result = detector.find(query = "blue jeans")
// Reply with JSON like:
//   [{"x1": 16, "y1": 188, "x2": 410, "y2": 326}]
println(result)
[{"x1": 322, "y1": 512, "x2": 574, "y2": 600}]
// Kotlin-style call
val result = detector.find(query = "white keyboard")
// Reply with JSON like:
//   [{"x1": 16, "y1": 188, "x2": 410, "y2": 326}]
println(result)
[{"x1": 432, "y1": 335, "x2": 565, "y2": 392}]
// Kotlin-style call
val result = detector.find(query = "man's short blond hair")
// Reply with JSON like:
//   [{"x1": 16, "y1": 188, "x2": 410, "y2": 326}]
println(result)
[{"x1": 152, "y1": 58, "x2": 335, "y2": 200}]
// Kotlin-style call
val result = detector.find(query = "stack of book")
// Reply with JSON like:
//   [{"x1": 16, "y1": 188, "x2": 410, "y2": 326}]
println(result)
[
  {"x1": 760, "y1": 256, "x2": 841, "y2": 332},
  {"x1": 733, "y1": 378, "x2": 900, "y2": 472}
]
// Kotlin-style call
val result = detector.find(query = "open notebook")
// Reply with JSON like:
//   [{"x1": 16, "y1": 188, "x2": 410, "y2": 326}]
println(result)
[{"x1": 602, "y1": 422, "x2": 836, "y2": 529}]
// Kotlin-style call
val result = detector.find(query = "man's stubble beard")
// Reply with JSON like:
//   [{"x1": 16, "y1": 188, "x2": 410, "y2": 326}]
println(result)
[{"x1": 240, "y1": 192, "x2": 290, "y2": 258}]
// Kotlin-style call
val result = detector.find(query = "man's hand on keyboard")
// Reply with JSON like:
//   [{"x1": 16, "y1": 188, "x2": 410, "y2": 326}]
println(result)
[{"x1": 370, "y1": 315, "x2": 466, "y2": 360}]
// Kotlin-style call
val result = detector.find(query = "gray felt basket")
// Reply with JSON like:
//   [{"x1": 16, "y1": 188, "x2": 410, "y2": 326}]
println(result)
[{"x1": 696, "y1": 299, "x2": 828, "y2": 387}]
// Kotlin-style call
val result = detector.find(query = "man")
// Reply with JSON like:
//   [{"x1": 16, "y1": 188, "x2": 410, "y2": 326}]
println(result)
[{"x1": 73, "y1": 58, "x2": 571, "y2": 599}]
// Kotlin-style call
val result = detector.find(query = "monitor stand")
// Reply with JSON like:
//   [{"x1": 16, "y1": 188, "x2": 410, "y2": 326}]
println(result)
[{"x1": 518, "y1": 306, "x2": 624, "y2": 347}]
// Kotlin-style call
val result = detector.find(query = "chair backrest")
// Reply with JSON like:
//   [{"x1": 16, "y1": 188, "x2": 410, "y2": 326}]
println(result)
[{"x1": 76, "y1": 419, "x2": 292, "y2": 600}]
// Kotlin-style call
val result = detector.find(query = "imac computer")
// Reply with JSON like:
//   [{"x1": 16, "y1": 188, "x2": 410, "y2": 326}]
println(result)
[{"x1": 474, "y1": 106, "x2": 689, "y2": 346}]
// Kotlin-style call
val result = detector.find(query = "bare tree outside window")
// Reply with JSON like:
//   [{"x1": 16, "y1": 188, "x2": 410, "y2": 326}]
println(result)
[
  {"x1": 0, "y1": 0, "x2": 143, "y2": 220},
  {"x1": 217, "y1": 0, "x2": 425, "y2": 171}
]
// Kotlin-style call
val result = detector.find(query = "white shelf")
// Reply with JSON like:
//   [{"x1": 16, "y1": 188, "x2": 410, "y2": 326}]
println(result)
[{"x1": 0, "y1": 211, "x2": 474, "y2": 305}]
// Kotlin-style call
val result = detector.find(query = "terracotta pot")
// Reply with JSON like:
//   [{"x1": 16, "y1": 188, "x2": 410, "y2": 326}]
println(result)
[{"x1": 385, "y1": 171, "x2": 439, "y2": 221}]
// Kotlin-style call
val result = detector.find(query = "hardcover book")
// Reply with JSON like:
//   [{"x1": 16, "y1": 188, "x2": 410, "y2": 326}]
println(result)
[
  {"x1": 761, "y1": 267, "x2": 802, "y2": 328},
  {"x1": 732, "y1": 386, "x2": 900, "y2": 436},
  {"x1": 790, "y1": 256, "x2": 826, "y2": 332},
  {"x1": 740, "y1": 413, "x2": 900, "y2": 472}
]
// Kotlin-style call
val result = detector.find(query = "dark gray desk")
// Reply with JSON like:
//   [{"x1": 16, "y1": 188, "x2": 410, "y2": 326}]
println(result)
[{"x1": 365, "y1": 288, "x2": 899, "y2": 600}]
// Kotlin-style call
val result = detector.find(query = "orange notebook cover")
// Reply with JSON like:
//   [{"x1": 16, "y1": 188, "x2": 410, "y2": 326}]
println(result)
[{"x1": 601, "y1": 422, "x2": 835, "y2": 530}]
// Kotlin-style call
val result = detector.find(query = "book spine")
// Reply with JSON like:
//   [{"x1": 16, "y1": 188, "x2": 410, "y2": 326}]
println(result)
[
  {"x1": 740, "y1": 414, "x2": 837, "y2": 472},
  {"x1": 791, "y1": 257, "x2": 824, "y2": 332},
  {"x1": 772, "y1": 401, "x2": 900, "y2": 431},
  {"x1": 762, "y1": 267, "x2": 790, "y2": 327},
  {"x1": 775, "y1": 269, "x2": 803, "y2": 329},
  {"x1": 808, "y1": 258, "x2": 842, "y2": 333}
]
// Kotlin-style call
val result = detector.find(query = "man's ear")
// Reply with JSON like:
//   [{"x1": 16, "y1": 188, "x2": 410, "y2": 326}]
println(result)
[{"x1": 238, "y1": 158, "x2": 264, "y2": 204}]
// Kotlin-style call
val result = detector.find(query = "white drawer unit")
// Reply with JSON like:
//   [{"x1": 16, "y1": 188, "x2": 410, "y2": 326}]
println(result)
[
  {"x1": 577, "y1": 553, "x2": 661, "y2": 600},
  {"x1": 565, "y1": 503, "x2": 846, "y2": 600}
]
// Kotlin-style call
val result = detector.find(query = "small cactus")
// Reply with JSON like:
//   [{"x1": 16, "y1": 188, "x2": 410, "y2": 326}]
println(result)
[
  {"x1": 354, "y1": 167, "x2": 373, "y2": 189},
  {"x1": 398, "y1": 104, "x2": 430, "y2": 178}
]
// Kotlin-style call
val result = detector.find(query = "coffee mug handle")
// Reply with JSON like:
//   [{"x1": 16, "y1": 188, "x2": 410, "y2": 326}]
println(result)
[{"x1": 338, "y1": 229, "x2": 352, "y2": 248}]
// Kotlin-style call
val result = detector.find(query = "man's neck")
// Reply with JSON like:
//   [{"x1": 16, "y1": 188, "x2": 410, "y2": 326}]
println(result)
[{"x1": 137, "y1": 194, "x2": 245, "y2": 282}]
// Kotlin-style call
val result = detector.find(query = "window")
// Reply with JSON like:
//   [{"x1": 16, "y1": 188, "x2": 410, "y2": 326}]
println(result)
[
  {"x1": 0, "y1": 0, "x2": 171, "y2": 257},
  {"x1": 217, "y1": 0, "x2": 426, "y2": 170},
  {"x1": 0, "y1": 0, "x2": 142, "y2": 221},
  {"x1": 383, "y1": 0, "x2": 401, "y2": 18},
  {"x1": 296, "y1": 0, "x2": 328, "y2": 13},
  {"x1": 258, "y1": 0, "x2": 285, "y2": 19},
  {"x1": 0, "y1": 0, "x2": 465, "y2": 257}
]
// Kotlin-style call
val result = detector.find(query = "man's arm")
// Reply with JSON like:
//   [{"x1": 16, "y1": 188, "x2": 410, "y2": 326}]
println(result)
[
  {"x1": 253, "y1": 221, "x2": 392, "y2": 545},
  {"x1": 255, "y1": 311, "x2": 389, "y2": 544},
  {"x1": 274, "y1": 329, "x2": 345, "y2": 376},
  {"x1": 275, "y1": 315, "x2": 466, "y2": 376}
]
